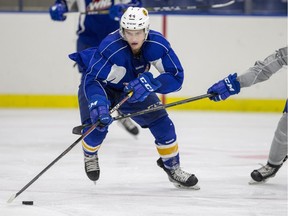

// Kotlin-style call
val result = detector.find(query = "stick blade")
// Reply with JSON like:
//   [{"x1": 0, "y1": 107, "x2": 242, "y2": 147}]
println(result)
[
  {"x1": 7, "y1": 193, "x2": 17, "y2": 203},
  {"x1": 72, "y1": 125, "x2": 83, "y2": 135}
]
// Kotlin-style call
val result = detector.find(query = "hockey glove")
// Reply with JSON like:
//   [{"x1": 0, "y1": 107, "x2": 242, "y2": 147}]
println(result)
[
  {"x1": 109, "y1": 1, "x2": 142, "y2": 21},
  {"x1": 124, "y1": 72, "x2": 162, "y2": 103},
  {"x1": 109, "y1": 4, "x2": 127, "y2": 21},
  {"x1": 49, "y1": 0, "x2": 68, "y2": 21},
  {"x1": 207, "y1": 73, "x2": 240, "y2": 102},
  {"x1": 89, "y1": 95, "x2": 112, "y2": 132}
]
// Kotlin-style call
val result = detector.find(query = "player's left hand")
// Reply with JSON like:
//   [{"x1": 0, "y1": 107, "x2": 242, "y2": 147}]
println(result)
[
  {"x1": 49, "y1": 0, "x2": 68, "y2": 21},
  {"x1": 89, "y1": 95, "x2": 112, "y2": 132},
  {"x1": 207, "y1": 73, "x2": 240, "y2": 101},
  {"x1": 109, "y1": 4, "x2": 127, "y2": 21},
  {"x1": 124, "y1": 72, "x2": 162, "y2": 103}
]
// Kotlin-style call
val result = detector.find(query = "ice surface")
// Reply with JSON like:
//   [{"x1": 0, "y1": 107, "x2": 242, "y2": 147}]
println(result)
[{"x1": 0, "y1": 109, "x2": 286, "y2": 216}]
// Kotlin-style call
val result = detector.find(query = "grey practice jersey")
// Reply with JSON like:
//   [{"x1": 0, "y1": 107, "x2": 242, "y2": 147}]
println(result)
[{"x1": 237, "y1": 46, "x2": 287, "y2": 88}]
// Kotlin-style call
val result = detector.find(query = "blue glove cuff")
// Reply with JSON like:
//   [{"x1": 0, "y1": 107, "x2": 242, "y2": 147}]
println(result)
[
  {"x1": 224, "y1": 73, "x2": 240, "y2": 94},
  {"x1": 88, "y1": 95, "x2": 110, "y2": 111}
]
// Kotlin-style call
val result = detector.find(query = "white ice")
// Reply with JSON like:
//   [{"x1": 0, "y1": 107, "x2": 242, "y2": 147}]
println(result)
[{"x1": 0, "y1": 109, "x2": 287, "y2": 216}]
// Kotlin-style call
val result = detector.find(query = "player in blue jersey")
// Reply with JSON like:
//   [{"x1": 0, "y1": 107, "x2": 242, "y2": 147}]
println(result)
[
  {"x1": 49, "y1": 0, "x2": 141, "y2": 136},
  {"x1": 207, "y1": 47, "x2": 287, "y2": 184},
  {"x1": 69, "y1": 6, "x2": 199, "y2": 189}
]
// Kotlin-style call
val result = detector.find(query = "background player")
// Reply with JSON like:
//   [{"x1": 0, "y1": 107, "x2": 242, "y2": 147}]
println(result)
[
  {"x1": 49, "y1": 0, "x2": 141, "y2": 136},
  {"x1": 207, "y1": 46, "x2": 287, "y2": 183}
]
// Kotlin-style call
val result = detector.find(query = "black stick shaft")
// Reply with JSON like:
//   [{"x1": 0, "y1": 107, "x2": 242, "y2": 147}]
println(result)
[
  {"x1": 114, "y1": 93, "x2": 213, "y2": 120},
  {"x1": 72, "y1": 93, "x2": 213, "y2": 135},
  {"x1": 7, "y1": 94, "x2": 131, "y2": 203},
  {"x1": 8, "y1": 123, "x2": 98, "y2": 203}
]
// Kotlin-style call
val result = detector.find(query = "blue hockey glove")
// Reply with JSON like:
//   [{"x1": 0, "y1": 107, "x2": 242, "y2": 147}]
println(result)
[
  {"x1": 109, "y1": 4, "x2": 127, "y2": 21},
  {"x1": 89, "y1": 95, "x2": 112, "y2": 132},
  {"x1": 49, "y1": 0, "x2": 68, "y2": 21},
  {"x1": 109, "y1": 1, "x2": 142, "y2": 21},
  {"x1": 124, "y1": 72, "x2": 162, "y2": 103},
  {"x1": 130, "y1": 0, "x2": 143, "y2": 7},
  {"x1": 207, "y1": 73, "x2": 241, "y2": 102}
]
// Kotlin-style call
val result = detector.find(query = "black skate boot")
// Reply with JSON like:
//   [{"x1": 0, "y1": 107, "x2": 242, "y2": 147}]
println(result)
[
  {"x1": 157, "y1": 158, "x2": 199, "y2": 189},
  {"x1": 84, "y1": 153, "x2": 100, "y2": 183},
  {"x1": 250, "y1": 155, "x2": 287, "y2": 184},
  {"x1": 118, "y1": 111, "x2": 139, "y2": 136}
]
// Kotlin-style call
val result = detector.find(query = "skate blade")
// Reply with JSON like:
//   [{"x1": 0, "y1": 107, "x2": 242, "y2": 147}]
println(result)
[
  {"x1": 248, "y1": 179, "x2": 268, "y2": 185},
  {"x1": 117, "y1": 122, "x2": 139, "y2": 138},
  {"x1": 173, "y1": 183, "x2": 200, "y2": 190}
]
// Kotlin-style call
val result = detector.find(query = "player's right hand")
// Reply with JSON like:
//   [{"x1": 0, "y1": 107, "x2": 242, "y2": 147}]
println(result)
[
  {"x1": 124, "y1": 72, "x2": 162, "y2": 103},
  {"x1": 207, "y1": 73, "x2": 241, "y2": 101},
  {"x1": 49, "y1": 0, "x2": 68, "y2": 21},
  {"x1": 89, "y1": 95, "x2": 112, "y2": 132}
]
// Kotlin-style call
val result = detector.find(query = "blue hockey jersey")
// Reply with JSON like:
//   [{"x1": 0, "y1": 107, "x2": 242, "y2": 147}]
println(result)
[{"x1": 80, "y1": 29, "x2": 184, "y2": 103}]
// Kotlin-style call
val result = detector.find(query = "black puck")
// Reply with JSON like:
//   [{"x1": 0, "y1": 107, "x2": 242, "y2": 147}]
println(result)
[{"x1": 22, "y1": 201, "x2": 33, "y2": 205}]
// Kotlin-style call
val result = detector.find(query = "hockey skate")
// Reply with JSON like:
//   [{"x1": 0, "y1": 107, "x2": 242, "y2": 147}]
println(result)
[
  {"x1": 249, "y1": 155, "x2": 287, "y2": 184},
  {"x1": 157, "y1": 158, "x2": 200, "y2": 190},
  {"x1": 118, "y1": 111, "x2": 139, "y2": 136},
  {"x1": 84, "y1": 153, "x2": 100, "y2": 183}
]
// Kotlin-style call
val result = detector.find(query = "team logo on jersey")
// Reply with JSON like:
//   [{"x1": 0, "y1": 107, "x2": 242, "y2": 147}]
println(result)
[{"x1": 87, "y1": 0, "x2": 112, "y2": 11}]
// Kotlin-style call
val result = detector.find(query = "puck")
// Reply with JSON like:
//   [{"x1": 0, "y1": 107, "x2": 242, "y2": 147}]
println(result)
[{"x1": 22, "y1": 201, "x2": 33, "y2": 205}]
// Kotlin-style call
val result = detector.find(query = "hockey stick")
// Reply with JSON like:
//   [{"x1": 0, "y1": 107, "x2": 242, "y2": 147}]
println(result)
[
  {"x1": 72, "y1": 93, "x2": 214, "y2": 135},
  {"x1": 7, "y1": 93, "x2": 131, "y2": 203},
  {"x1": 79, "y1": 0, "x2": 235, "y2": 15}
]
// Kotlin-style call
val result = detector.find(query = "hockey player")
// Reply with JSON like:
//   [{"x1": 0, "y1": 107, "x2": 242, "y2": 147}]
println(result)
[
  {"x1": 207, "y1": 46, "x2": 287, "y2": 183},
  {"x1": 49, "y1": 0, "x2": 141, "y2": 136},
  {"x1": 69, "y1": 7, "x2": 199, "y2": 189}
]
